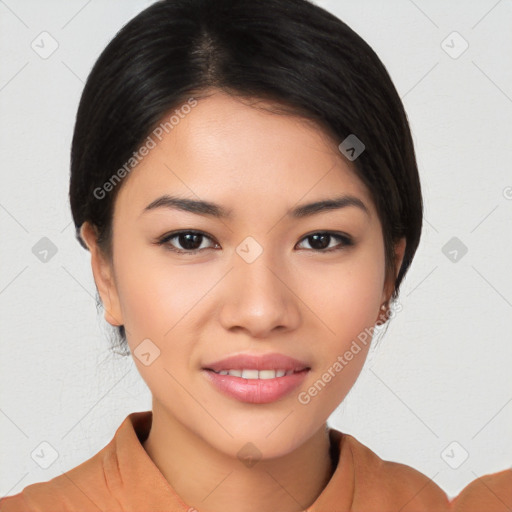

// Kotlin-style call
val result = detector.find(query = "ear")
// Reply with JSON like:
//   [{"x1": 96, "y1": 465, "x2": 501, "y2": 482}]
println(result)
[
  {"x1": 384, "y1": 236, "x2": 406, "y2": 301},
  {"x1": 80, "y1": 222, "x2": 124, "y2": 327},
  {"x1": 378, "y1": 237, "x2": 406, "y2": 322}
]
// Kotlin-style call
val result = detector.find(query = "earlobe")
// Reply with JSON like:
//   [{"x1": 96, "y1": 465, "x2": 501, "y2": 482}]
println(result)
[{"x1": 80, "y1": 222, "x2": 124, "y2": 327}]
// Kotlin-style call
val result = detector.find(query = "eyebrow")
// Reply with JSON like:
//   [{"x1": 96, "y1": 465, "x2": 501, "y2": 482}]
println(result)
[{"x1": 141, "y1": 194, "x2": 369, "y2": 219}]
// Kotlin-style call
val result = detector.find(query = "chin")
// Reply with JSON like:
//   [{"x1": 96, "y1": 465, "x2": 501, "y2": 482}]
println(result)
[{"x1": 203, "y1": 419, "x2": 316, "y2": 461}]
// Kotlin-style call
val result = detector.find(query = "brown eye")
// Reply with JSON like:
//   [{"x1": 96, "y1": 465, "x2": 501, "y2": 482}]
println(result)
[
  {"x1": 296, "y1": 232, "x2": 353, "y2": 252},
  {"x1": 157, "y1": 230, "x2": 218, "y2": 254}
]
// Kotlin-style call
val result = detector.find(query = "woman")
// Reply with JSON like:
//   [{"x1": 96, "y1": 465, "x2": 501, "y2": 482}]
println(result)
[{"x1": 1, "y1": 0, "x2": 510, "y2": 510}]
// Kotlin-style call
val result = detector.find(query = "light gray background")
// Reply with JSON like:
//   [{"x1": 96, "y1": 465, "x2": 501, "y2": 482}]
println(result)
[{"x1": 1, "y1": 0, "x2": 511, "y2": 501}]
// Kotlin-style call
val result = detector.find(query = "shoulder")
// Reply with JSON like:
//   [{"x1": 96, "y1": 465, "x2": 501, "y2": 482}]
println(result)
[
  {"x1": 449, "y1": 468, "x2": 512, "y2": 511},
  {"x1": 342, "y1": 433, "x2": 451, "y2": 512},
  {"x1": 0, "y1": 437, "x2": 120, "y2": 512},
  {"x1": 0, "y1": 411, "x2": 154, "y2": 512}
]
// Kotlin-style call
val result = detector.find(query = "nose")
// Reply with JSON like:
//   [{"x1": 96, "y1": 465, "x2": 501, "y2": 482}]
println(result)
[{"x1": 218, "y1": 248, "x2": 301, "y2": 338}]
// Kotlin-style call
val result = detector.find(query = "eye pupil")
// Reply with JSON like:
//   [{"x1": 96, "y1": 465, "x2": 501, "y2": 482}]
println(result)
[
  {"x1": 309, "y1": 234, "x2": 330, "y2": 250},
  {"x1": 179, "y1": 233, "x2": 202, "y2": 250}
]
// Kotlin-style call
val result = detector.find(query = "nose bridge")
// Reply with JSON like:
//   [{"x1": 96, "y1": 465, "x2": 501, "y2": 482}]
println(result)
[{"x1": 219, "y1": 235, "x2": 299, "y2": 336}]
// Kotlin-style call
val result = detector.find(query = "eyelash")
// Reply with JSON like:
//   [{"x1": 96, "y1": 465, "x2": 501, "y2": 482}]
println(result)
[{"x1": 155, "y1": 230, "x2": 354, "y2": 255}]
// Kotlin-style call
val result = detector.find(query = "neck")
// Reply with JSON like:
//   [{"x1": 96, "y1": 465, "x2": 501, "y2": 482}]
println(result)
[{"x1": 142, "y1": 401, "x2": 336, "y2": 512}]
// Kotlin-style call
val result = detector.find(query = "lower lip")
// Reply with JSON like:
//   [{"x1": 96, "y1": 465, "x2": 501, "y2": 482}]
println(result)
[{"x1": 202, "y1": 369, "x2": 310, "y2": 404}]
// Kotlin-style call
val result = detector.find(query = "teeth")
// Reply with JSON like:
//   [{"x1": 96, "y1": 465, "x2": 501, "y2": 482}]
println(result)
[
  {"x1": 258, "y1": 370, "x2": 277, "y2": 379},
  {"x1": 242, "y1": 369, "x2": 259, "y2": 379},
  {"x1": 214, "y1": 369, "x2": 296, "y2": 379}
]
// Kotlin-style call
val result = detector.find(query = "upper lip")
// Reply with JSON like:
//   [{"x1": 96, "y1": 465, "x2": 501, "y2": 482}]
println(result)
[{"x1": 202, "y1": 352, "x2": 311, "y2": 372}]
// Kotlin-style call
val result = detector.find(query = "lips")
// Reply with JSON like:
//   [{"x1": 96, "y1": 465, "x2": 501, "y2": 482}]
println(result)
[
  {"x1": 201, "y1": 352, "x2": 311, "y2": 404},
  {"x1": 202, "y1": 352, "x2": 311, "y2": 373}
]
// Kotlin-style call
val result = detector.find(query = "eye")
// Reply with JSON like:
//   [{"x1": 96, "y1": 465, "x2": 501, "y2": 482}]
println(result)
[
  {"x1": 296, "y1": 232, "x2": 354, "y2": 252},
  {"x1": 156, "y1": 230, "x2": 353, "y2": 255},
  {"x1": 156, "y1": 230, "x2": 219, "y2": 255}
]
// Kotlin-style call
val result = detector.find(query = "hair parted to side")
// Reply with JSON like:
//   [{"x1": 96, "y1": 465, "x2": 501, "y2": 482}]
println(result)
[{"x1": 69, "y1": 0, "x2": 423, "y2": 354}]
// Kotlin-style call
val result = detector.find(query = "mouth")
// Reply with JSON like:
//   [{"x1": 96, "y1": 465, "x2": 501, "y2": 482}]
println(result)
[
  {"x1": 204, "y1": 368, "x2": 309, "y2": 379},
  {"x1": 201, "y1": 352, "x2": 311, "y2": 404},
  {"x1": 202, "y1": 351, "x2": 310, "y2": 373}
]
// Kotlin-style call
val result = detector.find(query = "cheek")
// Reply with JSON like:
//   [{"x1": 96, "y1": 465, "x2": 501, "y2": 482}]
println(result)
[
  {"x1": 297, "y1": 242, "x2": 385, "y2": 406},
  {"x1": 299, "y1": 249, "x2": 386, "y2": 337},
  {"x1": 111, "y1": 247, "x2": 200, "y2": 388},
  {"x1": 299, "y1": 257, "x2": 383, "y2": 414},
  {"x1": 112, "y1": 240, "x2": 220, "y2": 360}
]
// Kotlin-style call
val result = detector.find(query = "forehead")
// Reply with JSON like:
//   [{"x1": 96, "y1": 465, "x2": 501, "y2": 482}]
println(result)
[{"x1": 113, "y1": 91, "x2": 376, "y2": 222}]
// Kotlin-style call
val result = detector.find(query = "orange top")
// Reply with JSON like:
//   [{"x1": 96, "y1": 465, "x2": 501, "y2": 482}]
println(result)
[{"x1": 0, "y1": 410, "x2": 510, "y2": 512}]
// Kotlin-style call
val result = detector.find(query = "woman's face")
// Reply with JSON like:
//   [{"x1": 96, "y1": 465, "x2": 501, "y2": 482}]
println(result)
[{"x1": 85, "y1": 91, "x2": 404, "y2": 459}]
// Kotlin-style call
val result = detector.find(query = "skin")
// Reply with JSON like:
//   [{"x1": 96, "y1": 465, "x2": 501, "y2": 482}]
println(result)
[{"x1": 81, "y1": 90, "x2": 406, "y2": 512}]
